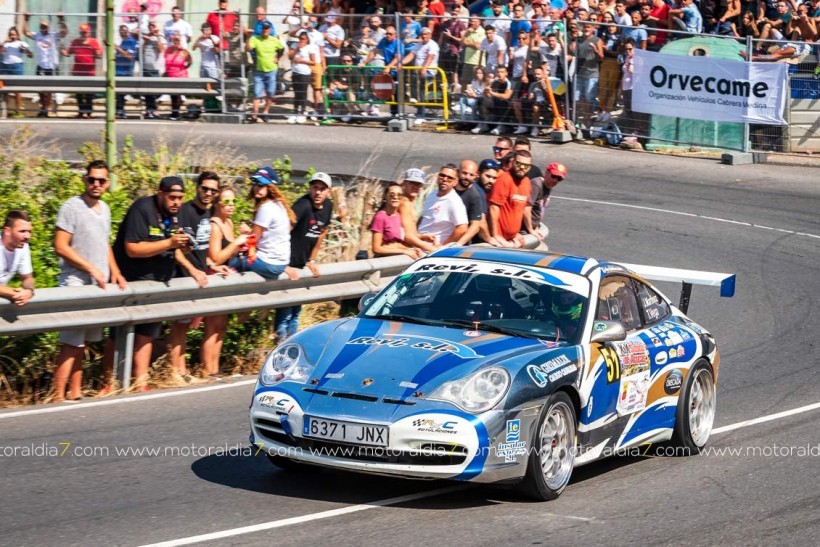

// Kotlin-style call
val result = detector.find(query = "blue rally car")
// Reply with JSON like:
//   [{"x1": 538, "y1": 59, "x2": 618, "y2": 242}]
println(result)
[{"x1": 249, "y1": 248, "x2": 735, "y2": 500}]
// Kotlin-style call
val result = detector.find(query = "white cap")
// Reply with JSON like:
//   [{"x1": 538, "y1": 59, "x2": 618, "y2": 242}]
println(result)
[
  {"x1": 402, "y1": 168, "x2": 426, "y2": 184},
  {"x1": 309, "y1": 171, "x2": 333, "y2": 188}
]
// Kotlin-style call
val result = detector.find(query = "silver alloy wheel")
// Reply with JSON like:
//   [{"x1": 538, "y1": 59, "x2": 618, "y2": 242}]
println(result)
[
  {"x1": 688, "y1": 368, "x2": 716, "y2": 447},
  {"x1": 539, "y1": 400, "x2": 575, "y2": 491}
]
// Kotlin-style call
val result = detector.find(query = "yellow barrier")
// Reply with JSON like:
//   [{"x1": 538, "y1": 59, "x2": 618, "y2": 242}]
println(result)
[{"x1": 323, "y1": 64, "x2": 450, "y2": 128}]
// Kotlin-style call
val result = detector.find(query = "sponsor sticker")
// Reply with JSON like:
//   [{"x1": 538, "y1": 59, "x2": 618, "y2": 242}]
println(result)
[
  {"x1": 346, "y1": 334, "x2": 482, "y2": 359},
  {"x1": 257, "y1": 394, "x2": 293, "y2": 413},
  {"x1": 669, "y1": 348, "x2": 677, "y2": 358},
  {"x1": 463, "y1": 330, "x2": 481, "y2": 337},
  {"x1": 615, "y1": 341, "x2": 651, "y2": 416},
  {"x1": 593, "y1": 321, "x2": 608, "y2": 332},
  {"x1": 655, "y1": 351, "x2": 668, "y2": 365},
  {"x1": 497, "y1": 420, "x2": 527, "y2": 463},
  {"x1": 413, "y1": 418, "x2": 459, "y2": 435},
  {"x1": 664, "y1": 369, "x2": 683, "y2": 394},
  {"x1": 651, "y1": 337, "x2": 663, "y2": 347},
  {"x1": 527, "y1": 355, "x2": 574, "y2": 387}
]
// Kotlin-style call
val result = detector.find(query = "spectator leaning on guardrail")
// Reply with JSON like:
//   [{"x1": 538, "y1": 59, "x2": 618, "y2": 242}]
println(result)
[
  {"x1": 0, "y1": 210, "x2": 35, "y2": 307},
  {"x1": 52, "y1": 160, "x2": 126, "y2": 403},
  {"x1": 275, "y1": 172, "x2": 334, "y2": 343},
  {"x1": 247, "y1": 166, "x2": 300, "y2": 281},
  {"x1": 168, "y1": 172, "x2": 229, "y2": 383},
  {"x1": 22, "y1": 13, "x2": 67, "y2": 118},
  {"x1": 112, "y1": 176, "x2": 192, "y2": 391},
  {"x1": 418, "y1": 164, "x2": 469, "y2": 246},
  {"x1": 488, "y1": 149, "x2": 532, "y2": 248},
  {"x1": 398, "y1": 168, "x2": 438, "y2": 254},
  {"x1": 370, "y1": 183, "x2": 425, "y2": 260}
]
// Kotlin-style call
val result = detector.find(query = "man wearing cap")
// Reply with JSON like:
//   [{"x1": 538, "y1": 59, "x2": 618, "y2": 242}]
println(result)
[
  {"x1": 112, "y1": 176, "x2": 197, "y2": 390},
  {"x1": 247, "y1": 20, "x2": 285, "y2": 123},
  {"x1": 523, "y1": 162, "x2": 567, "y2": 241},
  {"x1": 418, "y1": 164, "x2": 469, "y2": 245},
  {"x1": 274, "y1": 172, "x2": 334, "y2": 342},
  {"x1": 62, "y1": 23, "x2": 103, "y2": 118},
  {"x1": 488, "y1": 150, "x2": 532, "y2": 247},
  {"x1": 398, "y1": 168, "x2": 437, "y2": 254},
  {"x1": 22, "y1": 12, "x2": 68, "y2": 117}
]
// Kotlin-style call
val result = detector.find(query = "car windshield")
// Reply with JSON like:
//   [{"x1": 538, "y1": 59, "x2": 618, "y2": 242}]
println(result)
[{"x1": 361, "y1": 260, "x2": 590, "y2": 345}]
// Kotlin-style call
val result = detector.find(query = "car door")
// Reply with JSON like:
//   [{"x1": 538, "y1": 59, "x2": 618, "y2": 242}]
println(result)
[{"x1": 584, "y1": 275, "x2": 652, "y2": 447}]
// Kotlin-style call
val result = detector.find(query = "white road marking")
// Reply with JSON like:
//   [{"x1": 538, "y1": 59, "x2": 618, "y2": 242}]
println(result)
[
  {"x1": 139, "y1": 485, "x2": 471, "y2": 547},
  {"x1": 0, "y1": 379, "x2": 256, "y2": 419},
  {"x1": 711, "y1": 400, "x2": 820, "y2": 435},
  {"x1": 555, "y1": 196, "x2": 820, "y2": 240}
]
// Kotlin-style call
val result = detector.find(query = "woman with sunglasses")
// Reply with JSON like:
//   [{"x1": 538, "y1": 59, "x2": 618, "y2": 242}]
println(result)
[
  {"x1": 370, "y1": 183, "x2": 425, "y2": 259},
  {"x1": 247, "y1": 166, "x2": 299, "y2": 281}
]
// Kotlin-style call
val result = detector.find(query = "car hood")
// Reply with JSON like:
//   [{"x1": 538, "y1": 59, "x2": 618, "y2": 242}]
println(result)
[{"x1": 287, "y1": 318, "x2": 545, "y2": 420}]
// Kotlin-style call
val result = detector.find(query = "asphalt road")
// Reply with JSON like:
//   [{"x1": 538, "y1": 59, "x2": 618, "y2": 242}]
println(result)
[{"x1": 1, "y1": 120, "x2": 820, "y2": 546}]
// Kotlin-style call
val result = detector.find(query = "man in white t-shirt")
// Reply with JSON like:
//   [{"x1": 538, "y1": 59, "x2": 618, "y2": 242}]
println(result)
[
  {"x1": 0, "y1": 210, "x2": 35, "y2": 307},
  {"x1": 402, "y1": 27, "x2": 439, "y2": 124},
  {"x1": 480, "y1": 26, "x2": 508, "y2": 76},
  {"x1": 22, "y1": 13, "x2": 68, "y2": 117},
  {"x1": 164, "y1": 7, "x2": 193, "y2": 47},
  {"x1": 418, "y1": 164, "x2": 468, "y2": 244}
]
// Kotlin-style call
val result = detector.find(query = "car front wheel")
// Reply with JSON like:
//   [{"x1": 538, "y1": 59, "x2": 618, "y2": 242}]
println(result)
[
  {"x1": 671, "y1": 359, "x2": 716, "y2": 454},
  {"x1": 519, "y1": 391, "x2": 577, "y2": 501}
]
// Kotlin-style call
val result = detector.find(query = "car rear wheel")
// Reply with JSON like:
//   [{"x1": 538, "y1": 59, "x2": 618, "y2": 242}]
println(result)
[
  {"x1": 519, "y1": 392, "x2": 577, "y2": 501},
  {"x1": 671, "y1": 360, "x2": 716, "y2": 454}
]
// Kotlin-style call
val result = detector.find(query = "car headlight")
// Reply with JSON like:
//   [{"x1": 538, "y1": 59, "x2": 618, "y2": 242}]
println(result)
[
  {"x1": 428, "y1": 367, "x2": 510, "y2": 413},
  {"x1": 259, "y1": 343, "x2": 315, "y2": 386}
]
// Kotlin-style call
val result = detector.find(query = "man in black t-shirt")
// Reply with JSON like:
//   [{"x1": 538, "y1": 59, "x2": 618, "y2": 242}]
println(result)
[
  {"x1": 112, "y1": 176, "x2": 193, "y2": 390},
  {"x1": 454, "y1": 159, "x2": 485, "y2": 246},
  {"x1": 167, "y1": 172, "x2": 230, "y2": 381},
  {"x1": 274, "y1": 172, "x2": 334, "y2": 343}
]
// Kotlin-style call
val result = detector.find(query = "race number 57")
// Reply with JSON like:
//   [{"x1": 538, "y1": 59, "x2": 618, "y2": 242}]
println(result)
[{"x1": 601, "y1": 346, "x2": 621, "y2": 384}]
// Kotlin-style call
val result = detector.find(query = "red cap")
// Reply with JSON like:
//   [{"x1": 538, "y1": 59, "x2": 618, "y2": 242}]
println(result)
[
  {"x1": 546, "y1": 162, "x2": 568, "y2": 178},
  {"x1": 79, "y1": 23, "x2": 91, "y2": 32}
]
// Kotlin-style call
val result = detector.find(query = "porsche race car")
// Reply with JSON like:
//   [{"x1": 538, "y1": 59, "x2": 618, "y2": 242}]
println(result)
[{"x1": 248, "y1": 248, "x2": 735, "y2": 500}]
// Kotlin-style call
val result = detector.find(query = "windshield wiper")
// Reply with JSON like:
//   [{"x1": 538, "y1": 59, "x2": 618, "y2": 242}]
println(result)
[
  {"x1": 369, "y1": 314, "x2": 443, "y2": 327},
  {"x1": 445, "y1": 319, "x2": 539, "y2": 339}
]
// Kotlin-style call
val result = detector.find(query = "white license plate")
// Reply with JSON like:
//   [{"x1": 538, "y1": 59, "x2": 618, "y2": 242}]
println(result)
[{"x1": 303, "y1": 416, "x2": 388, "y2": 447}]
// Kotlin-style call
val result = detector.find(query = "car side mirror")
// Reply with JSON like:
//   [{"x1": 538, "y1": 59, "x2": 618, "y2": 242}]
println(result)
[
  {"x1": 590, "y1": 320, "x2": 627, "y2": 343},
  {"x1": 358, "y1": 291, "x2": 378, "y2": 312}
]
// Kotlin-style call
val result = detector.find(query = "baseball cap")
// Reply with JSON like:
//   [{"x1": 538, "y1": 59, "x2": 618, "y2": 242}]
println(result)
[
  {"x1": 261, "y1": 20, "x2": 273, "y2": 29},
  {"x1": 402, "y1": 168, "x2": 426, "y2": 184},
  {"x1": 546, "y1": 162, "x2": 568, "y2": 179},
  {"x1": 79, "y1": 23, "x2": 91, "y2": 32},
  {"x1": 159, "y1": 176, "x2": 185, "y2": 192},
  {"x1": 479, "y1": 159, "x2": 501, "y2": 172},
  {"x1": 309, "y1": 172, "x2": 332, "y2": 188},
  {"x1": 250, "y1": 166, "x2": 279, "y2": 186}
]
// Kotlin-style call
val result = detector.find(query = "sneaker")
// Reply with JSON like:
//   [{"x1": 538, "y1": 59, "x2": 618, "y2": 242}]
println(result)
[
  {"x1": 490, "y1": 125, "x2": 503, "y2": 136},
  {"x1": 369, "y1": 105, "x2": 380, "y2": 116},
  {"x1": 37, "y1": 109, "x2": 48, "y2": 118},
  {"x1": 408, "y1": 97, "x2": 418, "y2": 104},
  {"x1": 341, "y1": 115, "x2": 352, "y2": 123},
  {"x1": 287, "y1": 115, "x2": 297, "y2": 124},
  {"x1": 296, "y1": 115, "x2": 307, "y2": 124},
  {"x1": 514, "y1": 125, "x2": 528, "y2": 135},
  {"x1": 144, "y1": 111, "x2": 156, "y2": 119},
  {"x1": 168, "y1": 115, "x2": 179, "y2": 121},
  {"x1": 117, "y1": 112, "x2": 127, "y2": 119},
  {"x1": 451, "y1": 103, "x2": 461, "y2": 114},
  {"x1": 530, "y1": 126, "x2": 540, "y2": 137},
  {"x1": 413, "y1": 118, "x2": 425, "y2": 126},
  {"x1": 471, "y1": 123, "x2": 490, "y2": 134},
  {"x1": 320, "y1": 118, "x2": 337, "y2": 125}
]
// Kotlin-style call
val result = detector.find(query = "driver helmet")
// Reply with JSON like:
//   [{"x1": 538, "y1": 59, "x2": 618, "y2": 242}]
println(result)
[{"x1": 552, "y1": 291, "x2": 582, "y2": 321}]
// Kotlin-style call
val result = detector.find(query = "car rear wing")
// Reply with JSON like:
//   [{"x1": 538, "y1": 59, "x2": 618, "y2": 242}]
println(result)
[{"x1": 620, "y1": 263, "x2": 736, "y2": 314}]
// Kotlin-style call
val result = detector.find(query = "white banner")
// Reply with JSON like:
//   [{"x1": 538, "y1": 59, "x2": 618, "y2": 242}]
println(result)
[{"x1": 632, "y1": 49, "x2": 788, "y2": 125}]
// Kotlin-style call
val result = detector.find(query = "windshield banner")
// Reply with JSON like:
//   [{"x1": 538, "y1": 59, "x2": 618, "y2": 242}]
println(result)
[{"x1": 632, "y1": 49, "x2": 787, "y2": 125}]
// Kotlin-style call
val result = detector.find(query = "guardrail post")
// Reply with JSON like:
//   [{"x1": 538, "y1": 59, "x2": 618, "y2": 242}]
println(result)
[{"x1": 114, "y1": 325, "x2": 135, "y2": 390}]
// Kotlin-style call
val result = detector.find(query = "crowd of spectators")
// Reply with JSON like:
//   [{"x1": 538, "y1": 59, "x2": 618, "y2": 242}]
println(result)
[
  {"x1": 2, "y1": 0, "x2": 817, "y2": 123},
  {"x1": 1, "y1": 145, "x2": 567, "y2": 402}
]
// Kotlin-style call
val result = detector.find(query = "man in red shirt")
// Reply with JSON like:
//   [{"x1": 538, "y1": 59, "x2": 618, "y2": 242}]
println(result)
[
  {"x1": 62, "y1": 23, "x2": 102, "y2": 118},
  {"x1": 488, "y1": 149, "x2": 532, "y2": 247},
  {"x1": 206, "y1": 0, "x2": 239, "y2": 48}
]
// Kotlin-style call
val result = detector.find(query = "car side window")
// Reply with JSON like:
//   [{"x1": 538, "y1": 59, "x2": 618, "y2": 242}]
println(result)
[
  {"x1": 634, "y1": 280, "x2": 670, "y2": 326},
  {"x1": 596, "y1": 275, "x2": 642, "y2": 332}
]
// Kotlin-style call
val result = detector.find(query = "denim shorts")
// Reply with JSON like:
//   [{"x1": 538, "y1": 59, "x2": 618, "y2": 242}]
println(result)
[
  {"x1": 249, "y1": 258, "x2": 287, "y2": 279},
  {"x1": 0, "y1": 62, "x2": 23, "y2": 76},
  {"x1": 254, "y1": 70, "x2": 278, "y2": 99}
]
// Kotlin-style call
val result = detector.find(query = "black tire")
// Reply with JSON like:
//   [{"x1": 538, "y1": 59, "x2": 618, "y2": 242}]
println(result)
[
  {"x1": 670, "y1": 359, "x2": 716, "y2": 455},
  {"x1": 266, "y1": 454, "x2": 310, "y2": 471},
  {"x1": 518, "y1": 391, "x2": 577, "y2": 501}
]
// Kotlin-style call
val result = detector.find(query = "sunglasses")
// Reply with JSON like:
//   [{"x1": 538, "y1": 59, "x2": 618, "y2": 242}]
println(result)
[
  {"x1": 86, "y1": 177, "x2": 108, "y2": 185},
  {"x1": 342, "y1": 58, "x2": 353, "y2": 62},
  {"x1": 220, "y1": 198, "x2": 236, "y2": 204},
  {"x1": 492, "y1": 146, "x2": 510, "y2": 153},
  {"x1": 200, "y1": 186, "x2": 220, "y2": 194},
  {"x1": 438, "y1": 173, "x2": 456, "y2": 181},
  {"x1": 515, "y1": 161, "x2": 532, "y2": 170},
  {"x1": 386, "y1": 192, "x2": 402, "y2": 198}
]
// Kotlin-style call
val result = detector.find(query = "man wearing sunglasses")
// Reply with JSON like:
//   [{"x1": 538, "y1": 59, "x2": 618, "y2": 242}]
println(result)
[
  {"x1": 168, "y1": 172, "x2": 231, "y2": 382},
  {"x1": 488, "y1": 150, "x2": 532, "y2": 248},
  {"x1": 53, "y1": 160, "x2": 127, "y2": 402},
  {"x1": 523, "y1": 161, "x2": 567, "y2": 246},
  {"x1": 418, "y1": 164, "x2": 468, "y2": 246}
]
